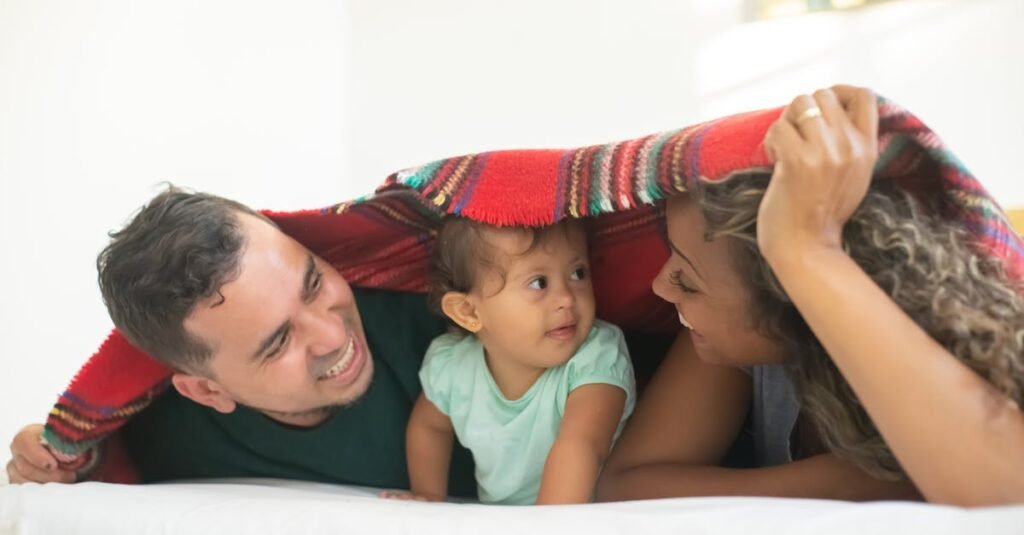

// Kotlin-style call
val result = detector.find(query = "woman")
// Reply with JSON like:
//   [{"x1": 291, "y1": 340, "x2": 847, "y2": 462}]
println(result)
[{"x1": 597, "y1": 86, "x2": 1024, "y2": 506}]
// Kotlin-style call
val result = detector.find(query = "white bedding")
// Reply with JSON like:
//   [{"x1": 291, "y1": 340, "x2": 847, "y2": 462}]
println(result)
[{"x1": 2, "y1": 478, "x2": 1022, "y2": 535}]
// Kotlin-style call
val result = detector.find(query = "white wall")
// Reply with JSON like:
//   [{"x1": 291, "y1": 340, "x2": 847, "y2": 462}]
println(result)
[
  {"x1": 691, "y1": 0, "x2": 1024, "y2": 206},
  {"x1": 2, "y1": 0, "x2": 1021, "y2": 478},
  {"x1": 0, "y1": 0, "x2": 354, "y2": 471},
  {"x1": 344, "y1": 0, "x2": 1024, "y2": 207}
]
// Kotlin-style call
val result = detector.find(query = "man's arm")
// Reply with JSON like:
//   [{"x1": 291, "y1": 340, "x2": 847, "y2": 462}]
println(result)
[{"x1": 535, "y1": 384, "x2": 626, "y2": 504}]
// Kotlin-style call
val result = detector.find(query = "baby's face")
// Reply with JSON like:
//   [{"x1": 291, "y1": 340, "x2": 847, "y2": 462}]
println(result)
[{"x1": 470, "y1": 222, "x2": 596, "y2": 370}]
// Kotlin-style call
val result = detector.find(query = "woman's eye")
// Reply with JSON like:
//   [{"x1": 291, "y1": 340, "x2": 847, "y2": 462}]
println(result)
[
  {"x1": 570, "y1": 267, "x2": 588, "y2": 281},
  {"x1": 527, "y1": 276, "x2": 548, "y2": 290},
  {"x1": 669, "y1": 270, "x2": 698, "y2": 294}
]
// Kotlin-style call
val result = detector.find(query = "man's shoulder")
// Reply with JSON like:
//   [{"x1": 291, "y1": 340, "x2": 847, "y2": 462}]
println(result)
[
  {"x1": 352, "y1": 287, "x2": 430, "y2": 318},
  {"x1": 353, "y1": 287, "x2": 446, "y2": 375},
  {"x1": 353, "y1": 287, "x2": 444, "y2": 336}
]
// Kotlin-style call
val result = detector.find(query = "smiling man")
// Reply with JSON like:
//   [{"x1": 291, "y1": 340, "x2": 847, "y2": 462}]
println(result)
[{"x1": 7, "y1": 187, "x2": 476, "y2": 494}]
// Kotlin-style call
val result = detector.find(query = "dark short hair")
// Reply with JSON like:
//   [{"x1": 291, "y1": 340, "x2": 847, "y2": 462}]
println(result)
[
  {"x1": 428, "y1": 217, "x2": 583, "y2": 331},
  {"x1": 97, "y1": 185, "x2": 269, "y2": 371}
]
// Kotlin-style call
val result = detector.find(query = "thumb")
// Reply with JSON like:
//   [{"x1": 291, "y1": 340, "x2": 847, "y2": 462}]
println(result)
[{"x1": 17, "y1": 425, "x2": 59, "y2": 470}]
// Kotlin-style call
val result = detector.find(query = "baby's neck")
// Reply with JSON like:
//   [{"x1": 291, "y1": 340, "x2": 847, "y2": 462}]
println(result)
[{"x1": 483, "y1": 349, "x2": 545, "y2": 401}]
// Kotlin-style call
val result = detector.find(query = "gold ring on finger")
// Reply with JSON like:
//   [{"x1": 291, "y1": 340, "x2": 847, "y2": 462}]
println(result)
[{"x1": 794, "y1": 106, "x2": 823, "y2": 126}]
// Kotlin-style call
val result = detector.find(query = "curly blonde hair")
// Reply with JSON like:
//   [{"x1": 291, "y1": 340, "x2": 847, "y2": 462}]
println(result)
[{"x1": 697, "y1": 173, "x2": 1024, "y2": 480}]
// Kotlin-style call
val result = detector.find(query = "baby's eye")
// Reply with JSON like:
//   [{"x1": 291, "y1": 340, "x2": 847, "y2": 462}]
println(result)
[
  {"x1": 527, "y1": 276, "x2": 548, "y2": 290},
  {"x1": 570, "y1": 267, "x2": 588, "y2": 281}
]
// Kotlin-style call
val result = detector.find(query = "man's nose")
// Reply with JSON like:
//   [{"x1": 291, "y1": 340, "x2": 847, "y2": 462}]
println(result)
[{"x1": 299, "y1": 307, "x2": 346, "y2": 358}]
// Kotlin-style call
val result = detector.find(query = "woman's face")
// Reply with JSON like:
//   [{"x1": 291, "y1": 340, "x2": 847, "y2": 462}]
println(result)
[{"x1": 652, "y1": 193, "x2": 785, "y2": 367}]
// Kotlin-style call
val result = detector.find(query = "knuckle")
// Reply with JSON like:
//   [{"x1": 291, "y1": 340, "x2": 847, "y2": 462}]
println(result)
[
  {"x1": 835, "y1": 136, "x2": 854, "y2": 158},
  {"x1": 799, "y1": 152, "x2": 821, "y2": 169},
  {"x1": 824, "y1": 151, "x2": 843, "y2": 169},
  {"x1": 846, "y1": 140, "x2": 862, "y2": 159},
  {"x1": 12, "y1": 455, "x2": 29, "y2": 472},
  {"x1": 837, "y1": 146, "x2": 854, "y2": 164}
]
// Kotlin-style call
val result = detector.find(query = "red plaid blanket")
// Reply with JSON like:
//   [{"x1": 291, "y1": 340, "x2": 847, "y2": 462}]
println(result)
[{"x1": 43, "y1": 96, "x2": 1024, "y2": 482}]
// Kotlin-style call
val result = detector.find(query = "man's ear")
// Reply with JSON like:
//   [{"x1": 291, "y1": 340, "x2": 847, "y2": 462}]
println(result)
[
  {"x1": 440, "y1": 291, "x2": 483, "y2": 333},
  {"x1": 171, "y1": 373, "x2": 238, "y2": 414}
]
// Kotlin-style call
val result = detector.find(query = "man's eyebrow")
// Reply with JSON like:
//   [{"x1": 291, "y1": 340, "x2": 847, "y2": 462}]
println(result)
[
  {"x1": 253, "y1": 321, "x2": 290, "y2": 361},
  {"x1": 668, "y1": 240, "x2": 704, "y2": 282},
  {"x1": 300, "y1": 253, "x2": 317, "y2": 300},
  {"x1": 252, "y1": 255, "x2": 314, "y2": 361}
]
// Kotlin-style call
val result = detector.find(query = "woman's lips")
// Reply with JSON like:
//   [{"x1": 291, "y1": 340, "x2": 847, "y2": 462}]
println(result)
[
  {"x1": 678, "y1": 311, "x2": 694, "y2": 330},
  {"x1": 678, "y1": 310, "x2": 704, "y2": 341},
  {"x1": 690, "y1": 329, "x2": 707, "y2": 345}
]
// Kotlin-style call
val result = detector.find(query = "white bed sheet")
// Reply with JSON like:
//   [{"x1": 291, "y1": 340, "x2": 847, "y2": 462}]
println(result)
[{"x1": 2, "y1": 478, "x2": 1022, "y2": 535}]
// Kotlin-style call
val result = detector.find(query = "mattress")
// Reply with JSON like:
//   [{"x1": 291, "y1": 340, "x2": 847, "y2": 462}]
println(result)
[{"x1": 1, "y1": 478, "x2": 1022, "y2": 534}]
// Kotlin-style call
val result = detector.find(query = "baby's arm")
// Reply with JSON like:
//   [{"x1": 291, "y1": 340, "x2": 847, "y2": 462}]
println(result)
[
  {"x1": 535, "y1": 384, "x2": 627, "y2": 505},
  {"x1": 405, "y1": 392, "x2": 455, "y2": 502}
]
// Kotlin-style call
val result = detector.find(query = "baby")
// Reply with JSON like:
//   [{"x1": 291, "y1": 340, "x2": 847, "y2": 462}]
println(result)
[{"x1": 387, "y1": 217, "x2": 635, "y2": 505}]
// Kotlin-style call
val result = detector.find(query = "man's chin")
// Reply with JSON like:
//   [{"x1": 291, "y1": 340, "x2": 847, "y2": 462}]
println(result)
[{"x1": 253, "y1": 361, "x2": 375, "y2": 427}]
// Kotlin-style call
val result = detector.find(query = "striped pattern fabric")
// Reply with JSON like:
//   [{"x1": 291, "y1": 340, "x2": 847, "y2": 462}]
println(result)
[
  {"x1": 42, "y1": 95, "x2": 1024, "y2": 482},
  {"x1": 373, "y1": 98, "x2": 1022, "y2": 277}
]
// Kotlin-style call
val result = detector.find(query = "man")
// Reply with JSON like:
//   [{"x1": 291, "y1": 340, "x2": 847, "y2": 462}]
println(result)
[{"x1": 6, "y1": 187, "x2": 476, "y2": 495}]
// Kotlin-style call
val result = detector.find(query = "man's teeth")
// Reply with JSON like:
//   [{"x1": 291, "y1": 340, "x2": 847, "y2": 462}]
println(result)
[
  {"x1": 320, "y1": 338, "x2": 356, "y2": 380},
  {"x1": 678, "y1": 311, "x2": 694, "y2": 330}
]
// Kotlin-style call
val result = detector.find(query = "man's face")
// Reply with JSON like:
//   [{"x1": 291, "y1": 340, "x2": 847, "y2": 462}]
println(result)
[{"x1": 182, "y1": 214, "x2": 374, "y2": 425}]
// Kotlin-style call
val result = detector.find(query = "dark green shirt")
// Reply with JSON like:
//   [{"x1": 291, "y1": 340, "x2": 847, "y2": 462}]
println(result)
[{"x1": 121, "y1": 288, "x2": 477, "y2": 497}]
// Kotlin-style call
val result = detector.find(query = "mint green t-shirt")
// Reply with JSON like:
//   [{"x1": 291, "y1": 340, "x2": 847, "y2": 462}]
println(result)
[{"x1": 419, "y1": 319, "x2": 636, "y2": 505}]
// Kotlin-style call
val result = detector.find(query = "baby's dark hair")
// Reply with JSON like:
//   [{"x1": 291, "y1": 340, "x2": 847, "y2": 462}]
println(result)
[{"x1": 428, "y1": 217, "x2": 584, "y2": 330}]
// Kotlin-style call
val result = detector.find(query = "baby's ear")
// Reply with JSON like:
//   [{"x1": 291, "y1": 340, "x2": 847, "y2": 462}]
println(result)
[{"x1": 440, "y1": 291, "x2": 483, "y2": 333}]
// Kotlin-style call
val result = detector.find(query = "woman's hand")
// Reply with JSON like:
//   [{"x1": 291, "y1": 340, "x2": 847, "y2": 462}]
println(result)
[{"x1": 758, "y1": 85, "x2": 879, "y2": 264}]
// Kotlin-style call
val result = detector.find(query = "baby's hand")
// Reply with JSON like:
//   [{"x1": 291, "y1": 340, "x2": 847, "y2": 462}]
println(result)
[{"x1": 378, "y1": 490, "x2": 443, "y2": 502}]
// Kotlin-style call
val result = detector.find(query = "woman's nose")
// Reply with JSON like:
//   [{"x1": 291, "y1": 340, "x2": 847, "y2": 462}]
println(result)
[{"x1": 651, "y1": 263, "x2": 673, "y2": 301}]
